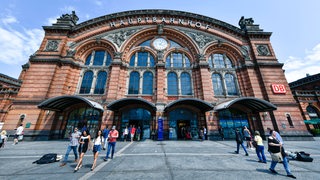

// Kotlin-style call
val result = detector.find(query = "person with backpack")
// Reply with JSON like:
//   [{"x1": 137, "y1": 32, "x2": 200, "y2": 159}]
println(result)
[
  {"x1": 91, "y1": 130, "x2": 102, "y2": 171},
  {"x1": 234, "y1": 128, "x2": 249, "y2": 156},
  {"x1": 60, "y1": 127, "x2": 81, "y2": 167},
  {"x1": 102, "y1": 126, "x2": 109, "y2": 150}
]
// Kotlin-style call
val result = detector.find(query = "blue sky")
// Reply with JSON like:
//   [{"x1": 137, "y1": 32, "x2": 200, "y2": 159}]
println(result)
[{"x1": 0, "y1": 0, "x2": 319, "y2": 83}]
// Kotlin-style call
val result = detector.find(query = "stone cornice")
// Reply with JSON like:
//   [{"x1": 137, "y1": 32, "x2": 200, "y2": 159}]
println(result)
[
  {"x1": 0, "y1": 73, "x2": 22, "y2": 86},
  {"x1": 29, "y1": 58, "x2": 82, "y2": 68},
  {"x1": 72, "y1": 9, "x2": 246, "y2": 35}
]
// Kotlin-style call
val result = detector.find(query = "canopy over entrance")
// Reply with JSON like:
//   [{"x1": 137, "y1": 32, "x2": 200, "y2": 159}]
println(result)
[
  {"x1": 164, "y1": 98, "x2": 213, "y2": 112},
  {"x1": 107, "y1": 98, "x2": 156, "y2": 111},
  {"x1": 214, "y1": 97, "x2": 277, "y2": 112},
  {"x1": 38, "y1": 95, "x2": 104, "y2": 112}
]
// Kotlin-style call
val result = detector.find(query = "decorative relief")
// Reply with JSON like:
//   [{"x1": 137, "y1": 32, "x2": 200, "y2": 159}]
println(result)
[
  {"x1": 66, "y1": 49, "x2": 76, "y2": 57},
  {"x1": 178, "y1": 28, "x2": 217, "y2": 49},
  {"x1": 240, "y1": 45, "x2": 250, "y2": 60},
  {"x1": 44, "y1": 40, "x2": 60, "y2": 51},
  {"x1": 103, "y1": 28, "x2": 141, "y2": 48},
  {"x1": 256, "y1": 44, "x2": 271, "y2": 56}
]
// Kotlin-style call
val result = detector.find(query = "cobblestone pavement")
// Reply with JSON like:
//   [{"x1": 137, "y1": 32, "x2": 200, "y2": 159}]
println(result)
[{"x1": 0, "y1": 138, "x2": 319, "y2": 180}]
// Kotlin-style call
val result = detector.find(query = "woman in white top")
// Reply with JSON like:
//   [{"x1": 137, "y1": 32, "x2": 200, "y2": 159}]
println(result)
[{"x1": 91, "y1": 130, "x2": 102, "y2": 171}]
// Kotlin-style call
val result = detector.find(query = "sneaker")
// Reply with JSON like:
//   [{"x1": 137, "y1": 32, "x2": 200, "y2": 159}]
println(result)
[
  {"x1": 103, "y1": 158, "x2": 108, "y2": 161},
  {"x1": 287, "y1": 174, "x2": 296, "y2": 179},
  {"x1": 245, "y1": 153, "x2": 249, "y2": 156},
  {"x1": 234, "y1": 151, "x2": 239, "y2": 154},
  {"x1": 74, "y1": 159, "x2": 78, "y2": 163},
  {"x1": 269, "y1": 168, "x2": 278, "y2": 174},
  {"x1": 60, "y1": 163, "x2": 66, "y2": 167}
]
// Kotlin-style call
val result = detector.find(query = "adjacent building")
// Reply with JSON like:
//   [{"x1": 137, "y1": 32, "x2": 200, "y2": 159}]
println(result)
[{"x1": 0, "y1": 10, "x2": 312, "y2": 140}]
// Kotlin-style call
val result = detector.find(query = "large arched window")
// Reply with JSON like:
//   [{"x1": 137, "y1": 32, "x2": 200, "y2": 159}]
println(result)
[
  {"x1": 167, "y1": 72, "x2": 178, "y2": 95},
  {"x1": 80, "y1": 71, "x2": 93, "y2": 94},
  {"x1": 181, "y1": 72, "x2": 192, "y2": 95},
  {"x1": 94, "y1": 71, "x2": 107, "y2": 94},
  {"x1": 212, "y1": 73, "x2": 224, "y2": 96},
  {"x1": 225, "y1": 73, "x2": 237, "y2": 95},
  {"x1": 128, "y1": 71, "x2": 140, "y2": 94},
  {"x1": 93, "y1": 50, "x2": 105, "y2": 66},
  {"x1": 84, "y1": 50, "x2": 113, "y2": 66},
  {"x1": 143, "y1": 71, "x2": 153, "y2": 95},
  {"x1": 130, "y1": 52, "x2": 155, "y2": 67},
  {"x1": 166, "y1": 52, "x2": 190, "y2": 68},
  {"x1": 208, "y1": 53, "x2": 233, "y2": 68}
]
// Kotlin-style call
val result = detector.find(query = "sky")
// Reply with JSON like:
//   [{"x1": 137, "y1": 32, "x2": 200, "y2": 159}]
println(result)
[{"x1": 0, "y1": 0, "x2": 319, "y2": 83}]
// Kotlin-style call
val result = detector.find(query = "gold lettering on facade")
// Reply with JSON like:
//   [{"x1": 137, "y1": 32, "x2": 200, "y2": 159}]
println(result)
[
  {"x1": 188, "y1": 20, "x2": 193, "y2": 26},
  {"x1": 178, "y1": 19, "x2": 184, "y2": 24},
  {"x1": 120, "y1": 20, "x2": 125, "y2": 26},
  {"x1": 145, "y1": 17, "x2": 149, "y2": 22},
  {"x1": 110, "y1": 22, "x2": 116, "y2": 27},
  {"x1": 137, "y1": 18, "x2": 142, "y2": 23},
  {"x1": 195, "y1": 22, "x2": 201, "y2": 28},
  {"x1": 161, "y1": 17, "x2": 166, "y2": 23},
  {"x1": 170, "y1": 18, "x2": 175, "y2": 23},
  {"x1": 153, "y1": 17, "x2": 157, "y2": 23},
  {"x1": 128, "y1": 18, "x2": 133, "y2": 24}
]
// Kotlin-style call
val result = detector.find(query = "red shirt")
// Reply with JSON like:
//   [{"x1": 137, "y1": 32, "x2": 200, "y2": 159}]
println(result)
[
  {"x1": 108, "y1": 130, "x2": 119, "y2": 142},
  {"x1": 131, "y1": 127, "x2": 136, "y2": 134}
]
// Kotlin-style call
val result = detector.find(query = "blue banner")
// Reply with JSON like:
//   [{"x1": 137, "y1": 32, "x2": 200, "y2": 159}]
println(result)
[{"x1": 158, "y1": 117, "x2": 163, "y2": 141}]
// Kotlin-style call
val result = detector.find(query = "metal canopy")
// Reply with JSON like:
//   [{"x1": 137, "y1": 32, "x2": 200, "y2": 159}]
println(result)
[
  {"x1": 214, "y1": 97, "x2": 277, "y2": 112},
  {"x1": 304, "y1": 119, "x2": 320, "y2": 125},
  {"x1": 107, "y1": 98, "x2": 156, "y2": 111},
  {"x1": 164, "y1": 98, "x2": 213, "y2": 112},
  {"x1": 38, "y1": 95, "x2": 104, "y2": 112}
]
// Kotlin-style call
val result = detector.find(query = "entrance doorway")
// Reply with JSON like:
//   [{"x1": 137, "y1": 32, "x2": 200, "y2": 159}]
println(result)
[{"x1": 177, "y1": 120, "x2": 190, "y2": 139}]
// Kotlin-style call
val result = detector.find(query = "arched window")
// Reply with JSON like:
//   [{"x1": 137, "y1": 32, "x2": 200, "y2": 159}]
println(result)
[
  {"x1": 80, "y1": 71, "x2": 93, "y2": 94},
  {"x1": 286, "y1": 113, "x2": 294, "y2": 127},
  {"x1": 130, "y1": 52, "x2": 155, "y2": 67},
  {"x1": 208, "y1": 53, "x2": 233, "y2": 68},
  {"x1": 181, "y1": 72, "x2": 192, "y2": 95},
  {"x1": 225, "y1": 73, "x2": 237, "y2": 95},
  {"x1": 128, "y1": 71, "x2": 140, "y2": 94},
  {"x1": 167, "y1": 72, "x2": 178, "y2": 95},
  {"x1": 93, "y1": 50, "x2": 105, "y2": 66},
  {"x1": 212, "y1": 73, "x2": 223, "y2": 96},
  {"x1": 166, "y1": 52, "x2": 190, "y2": 68},
  {"x1": 143, "y1": 71, "x2": 153, "y2": 94},
  {"x1": 94, "y1": 71, "x2": 107, "y2": 94},
  {"x1": 105, "y1": 53, "x2": 112, "y2": 66},
  {"x1": 85, "y1": 54, "x2": 91, "y2": 65}
]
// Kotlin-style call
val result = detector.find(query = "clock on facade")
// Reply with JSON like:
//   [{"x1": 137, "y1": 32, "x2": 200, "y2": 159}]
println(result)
[{"x1": 153, "y1": 38, "x2": 168, "y2": 51}]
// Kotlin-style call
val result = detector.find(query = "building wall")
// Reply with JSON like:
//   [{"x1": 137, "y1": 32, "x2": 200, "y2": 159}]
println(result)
[{"x1": 0, "y1": 10, "x2": 312, "y2": 140}]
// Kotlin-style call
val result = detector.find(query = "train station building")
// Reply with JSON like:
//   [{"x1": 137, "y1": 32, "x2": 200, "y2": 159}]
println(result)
[{"x1": 0, "y1": 10, "x2": 313, "y2": 140}]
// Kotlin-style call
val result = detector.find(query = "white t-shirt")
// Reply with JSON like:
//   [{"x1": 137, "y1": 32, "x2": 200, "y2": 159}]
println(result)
[{"x1": 16, "y1": 126, "x2": 24, "y2": 135}]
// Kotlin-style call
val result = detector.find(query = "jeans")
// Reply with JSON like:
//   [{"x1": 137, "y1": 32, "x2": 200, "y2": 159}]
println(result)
[
  {"x1": 270, "y1": 156, "x2": 292, "y2": 175},
  {"x1": 63, "y1": 145, "x2": 78, "y2": 162},
  {"x1": 106, "y1": 142, "x2": 116, "y2": 158},
  {"x1": 236, "y1": 142, "x2": 248, "y2": 154},
  {"x1": 255, "y1": 145, "x2": 266, "y2": 162}
]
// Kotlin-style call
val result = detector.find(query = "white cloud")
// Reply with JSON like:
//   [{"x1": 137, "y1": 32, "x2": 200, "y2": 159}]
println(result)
[
  {"x1": 0, "y1": 16, "x2": 44, "y2": 65},
  {"x1": 46, "y1": 16, "x2": 58, "y2": 26},
  {"x1": 283, "y1": 43, "x2": 320, "y2": 83},
  {"x1": 94, "y1": 0, "x2": 103, "y2": 6}
]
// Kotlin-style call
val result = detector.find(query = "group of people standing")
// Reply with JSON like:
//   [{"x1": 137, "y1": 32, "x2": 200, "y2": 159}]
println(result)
[
  {"x1": 60, "y1": 125, "x2": 119, "y2": 172},
  {"x1": 234, "y1": 126, "x2": 296, "y2": 179},
  {"x1": 122, "y1": 125, "x2": 141, "y2": 142}
]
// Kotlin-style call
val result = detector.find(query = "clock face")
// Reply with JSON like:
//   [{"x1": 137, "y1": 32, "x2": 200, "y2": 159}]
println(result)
[{"x1": 153, "y1": 38, "x2": 168, "y2": 50}]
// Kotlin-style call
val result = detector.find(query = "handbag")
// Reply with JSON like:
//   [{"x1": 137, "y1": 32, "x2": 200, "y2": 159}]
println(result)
[{"x1": 270, "y1": 152, "x2": 283, "y2": 162}]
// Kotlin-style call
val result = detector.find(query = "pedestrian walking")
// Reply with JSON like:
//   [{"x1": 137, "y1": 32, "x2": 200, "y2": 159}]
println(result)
[
  {"x1": 123, "y1": 126, "x2": 129, "y2": 142},
  {"x1": 268, "y1": 130, "x2": 296, "y2": 179},
  {"x1": 104, "y1": 125, "x2": 119, "y2": 161},
  {"x1": 253, "y1": 131, "x2": 266, "y2": 163},
  {"x1": 13, "y1": 124, "x2": 24, "y2": 145},
  {"x1": 102, "y1": 126, "x2": 109, "y2": 150},
  {"x1": 136, "y1": 126, "x2": 141, "y2": 141},
  {"x1": 234, "y1": 129, "x2": 249, "y2": 156},
  {"x1": 130, "y1": 125, "x2": 136, "y2": 142},
  {"x1": 218, "y1": 125, "x2": 224, "y2": 140},
  {"x1": 74, "y1": 130, "x2": 91, "y2": 172},
  {"x1": 0, "y1": 130, "x2": 8, "y2": 148},
  {"x1": 91, "y1": 130, "x2": 102, "y2": 171},
  {"x1": 243, "y1": 126, "x2": 253, "y2": 149},
  {"x1": 60, "y1": 127, "x2": 81, "y2": 167}
]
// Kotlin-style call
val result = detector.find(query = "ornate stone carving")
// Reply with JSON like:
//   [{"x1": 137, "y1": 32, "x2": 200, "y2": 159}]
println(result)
[
  {"x1": 157, "y1": 24, "x2": 164, "y2": 35},
  {"x1": 256, "y1": 44, "x2": 271, "y2": 56},
  {"x1": 66, "y1": 49, "x2": 76, "y2": 57},
  {"x1": 240, "y1": 45, "x2": 250, "y2": 60},
  {"x1": 178, "y1": 28, "x2": 216, "y2": 49},
  {"x1": 60, "y1": 11, "x2": 79, "y2": 24},
  {"x1": 114, "y1": 52, "x2": 123, "y2": 59},
  {"x1": 104, "y1": 29, "x2": 139, "y2": 48},
  {"x1": 238, "y1": 16, "x2": 254, "y2": 30},
  {"x1": 44, "y1": 40, "x2": 59, "y2": 51}
]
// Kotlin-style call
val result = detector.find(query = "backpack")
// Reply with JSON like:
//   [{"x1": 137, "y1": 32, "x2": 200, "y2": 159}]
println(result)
[
  {"x1": 33, "y1": 153, "x2": 58, "y2": 164},
  {"x1": 296, "y1": 151, "x2": 313, "y2": 162}
]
